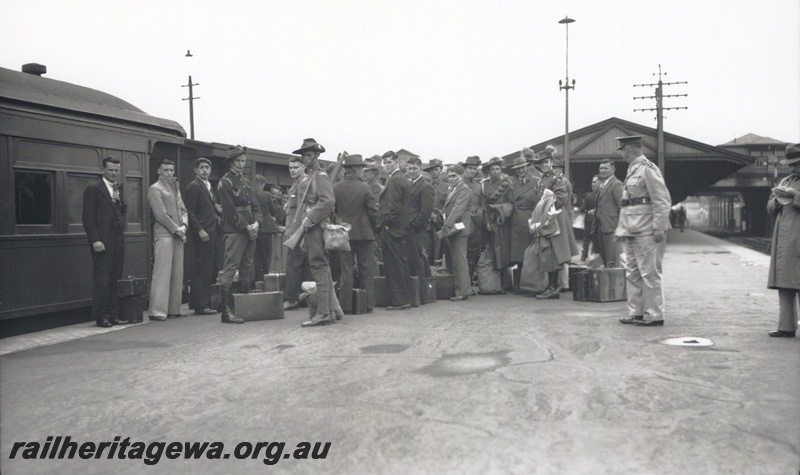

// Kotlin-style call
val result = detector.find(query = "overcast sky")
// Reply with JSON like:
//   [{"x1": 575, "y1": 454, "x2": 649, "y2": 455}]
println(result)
[{"x1": 2, "y1": 0, "x2": 798, "y2": 160}]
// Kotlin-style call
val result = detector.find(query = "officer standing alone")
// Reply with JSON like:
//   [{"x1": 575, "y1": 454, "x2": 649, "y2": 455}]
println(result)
[{"x1": 614, "y1": 136, "x2": 672, "y2": 326}]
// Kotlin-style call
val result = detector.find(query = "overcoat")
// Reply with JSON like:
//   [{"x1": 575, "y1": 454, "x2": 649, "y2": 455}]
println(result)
[
  {"x1": 767, "y1": 173, "x2": 800, "y2": 289},
  {"x1": 534, "y1": 171, "x2": 578, "y2": 265},
  {"x1": 508, "y1": 174, "x2": 539, "y2": 263},
  {"x1": 333, "y1": 175, "x2": 378, "y2": 241}
]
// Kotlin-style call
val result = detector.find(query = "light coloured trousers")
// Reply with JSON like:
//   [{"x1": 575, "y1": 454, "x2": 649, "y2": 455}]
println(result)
[
  {"x1": 622, "y1": 235, "x2": 666, "y2": 321},
  {"x1": 148, "y1": 236, "x2": 184, "y2": 317},
  {"x1": 446, "y1": 235, "x2": 471, "y2": 297}
]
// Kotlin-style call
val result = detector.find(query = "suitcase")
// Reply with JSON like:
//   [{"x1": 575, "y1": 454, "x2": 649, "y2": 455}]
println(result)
[
  {"x1": 421, "y1": 277, "x2": 437, "y2": 305},
  {"x1": 587, "y1": 267, "x2": 627, "y2": 302},
  {"x1": 117, "y1": 277, "x2": 148, "y2": 297},
  {"x1": 572, "y1": 272, "x2": 591, "y2": 302},
  {"x1": 501, "y1": 265, "x2": 516, "y2": 291},
  {"x1": 233, "y1": 291, "x2": 285, "y2": 321},
  {"x1": 435, "y1": 273, "x2": 455, "y2": 300},
  {"x1": 568, "y1": 265, "x2": 589, "y2": 291},
  {"x1": 373, "y1": 276, "x2": 388, "y2": 307},
  {"x1": 352, "y1": 289, "x2": 368, "y2": 314},
  {"x1": 410, "y1": 276, "x2": 421, "y2": 307},
  {"x1": 119, "y1": 295, "x2": 144, "y2": 323},
  {"x1": 210, "y1": 283, "x2": 223, "y2": 312},
  {"x1": 263, "y1": 273, "x2": 287, "y2": 293}
]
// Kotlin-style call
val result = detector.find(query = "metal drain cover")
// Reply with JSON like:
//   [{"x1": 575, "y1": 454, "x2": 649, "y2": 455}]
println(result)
[{"x1": 660, "y1": 337, "x2": 713, "y2": 347}]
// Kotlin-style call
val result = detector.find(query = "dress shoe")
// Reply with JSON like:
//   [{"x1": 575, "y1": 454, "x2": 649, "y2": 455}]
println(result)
[
  {"x1": 301, "y1": 317, "x2": 333, "y2": 327},
  {"x1": 96, "y1": 319, "x2": 112, "y2": 328},
  {"x1": 110, "y1": 318, "x2": 130, "y2": 325},
  {"x1": 619, "y1": 315, "x2": 644, "y2": 324},
  {"x1": 149, "y1": 315, "x2": 167, "y2": 321},
  {"x1": 634, "y1": 319, "x2": 664, "y2": 327},
  {"x1": 283, "y1": 300, "x2": 299, "y2": 311},
  {"x1": 559, "y1": 288, "x2": 571, "y2": 293},
  {"x1": 167, "y1": 313, "x2": 187, "y2": 318},
  {"x1": 535, "y1": 289, "x2": 559, "y2": 300},
  {"x1": 768, "y1": 330, "x2": 796, "y2": 338},
  {"x1": 386, "y1": 304, "x2": 411, "y2": 311},
  {"x1": 449, "y1": 295, "x2": 468, "y2": 301},
  {"x1": 194, "y1": 308, "x2": 216, "y2": 315}
]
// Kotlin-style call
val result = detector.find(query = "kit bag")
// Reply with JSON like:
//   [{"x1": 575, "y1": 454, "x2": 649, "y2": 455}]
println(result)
[
  {"x1": 477, "y1": 247, "x2": 503, "y2": 295},
  {"x1": 323, "y1": 214, "x2": 351, "y2": 252}
]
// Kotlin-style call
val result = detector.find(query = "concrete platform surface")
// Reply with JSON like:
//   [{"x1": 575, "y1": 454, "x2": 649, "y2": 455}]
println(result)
[{"x1": 1, "y1": 230, "x2": 798, "y2": 474}]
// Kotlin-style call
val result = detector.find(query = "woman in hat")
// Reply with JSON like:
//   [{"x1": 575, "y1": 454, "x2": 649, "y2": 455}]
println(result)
[
  {"x1": 530, "y1": 145, "x2": 577, "y2": 299},
  {"x1": 766, "y1": 143, "x2": 800, "y2": 338},
  {"x1": 508, "y1": 151, "x2": 539, "y2": 290}
]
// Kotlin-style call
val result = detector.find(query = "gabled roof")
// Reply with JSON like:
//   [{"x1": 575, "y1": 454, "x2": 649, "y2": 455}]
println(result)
[
  {"x1": 0, "y1": 66, "x2": 185, "y2": 138},
  {"x1": 502, "y1": 117, "x2": 753, "y2": 203},
  {"x1": 720, "y1": 133, "x2": 787, "y2": 147}
]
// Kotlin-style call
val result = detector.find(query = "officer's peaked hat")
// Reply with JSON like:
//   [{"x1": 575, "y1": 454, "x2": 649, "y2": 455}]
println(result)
[{"x1": 616, "y1": 135, "x2": 644, "y2": 150}]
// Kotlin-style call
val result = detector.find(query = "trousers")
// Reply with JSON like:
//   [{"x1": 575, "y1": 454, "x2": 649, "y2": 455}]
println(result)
[
  {"x1": 221, "y1": 232, "x2": 255, "y2": 287},
  {"x1": 305, "y1": 226, "x2": 332, "y2": 317},
  {"x1": 622, "y1": 235, "x2": 666, "y2": 321},
  {"x1": 254, "y1": 232, "x2": 273, "y2": 281},
  {"x1": 777, "y1": 288, "x2": 799, "y2": 332},
  {"x1": 406, "y1": 230, "x2": 431, "y2": 296},
  {"x1": 149, "y1": 236, "x2": 184, "y2": 317},
  {"x1": 446, "y1": 235, "x2": 470, "y2": 297},
  {"x1": 382, "y1": 231, "x2": 412, "y2": 307},
  {"x1": 339, "y1": 239, "x2": 377, "y2": 312},
  {"x1": 189, "y1": 229, "x2": 217, "y2": 310},
  {"x1": 90, "y1": 230, "x2": 125, "y2": 322}
]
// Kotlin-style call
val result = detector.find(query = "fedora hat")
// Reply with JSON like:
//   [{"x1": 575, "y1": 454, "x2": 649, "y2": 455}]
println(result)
[
  {"x1": 364, "y1": 156, "x2": 381, "y2": 171},
  {"x1": 482, "y1": 157, "x2": 504, "y2": 171},
  {"x1": 342, "y1": 154, "x2": 365, "y2": 167},
  {"x1": 423, "y1": 158, "x2": 443, "y2": 172},
  {"x1": 509, "y1": 157, "x2": 529, "y2": 170},
  {"x1": 463, "y1": 155, "x2": 482, "y2": 167},
  {"x1": 292, "y1": 138, "x2": 326, "y2": 155},
  {"x1": 780, "y1": 143, "x2": 800, "y2": 165}
]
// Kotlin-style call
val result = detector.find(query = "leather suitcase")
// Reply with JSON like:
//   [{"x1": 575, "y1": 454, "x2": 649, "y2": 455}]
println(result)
[
  {"x1": 568, "y1": 265, "x2": 589, "y2": 291},
  {"x1": 263, "y1": 273, "x2": 287, "y2": 293},
  {"x1": 352, "y1": 289, "x2": 368, "y2": 314},
  {"x1": 117, "y1": 277, "x2": 148, "y2": 297},
  {"x1": 373, "y1": 276, "x2": 388, "y2": 307},
  {"x1": 410, "y1": 276, "x2": 421, "y2": 307},
  {"x1": 119, "y1": 295, "x2": 144, "y2": 323},
  {"x1": 435, "y1": 274, "x2": 455, "y2": 300},
  {"x1": 233, "y1": 291, "x2": 285, "y2": 321},
  {"x1": 210, "y1": 283, "x2": 223, "y2": 312},
  {"x1": 572, "y1": 272, "x2": 591, "y2": 302},
  {"x1": 587, "y1": 267, "x2": 627, "y2": 302},
  {"x1": 421, "y1": 277, "x2": 437, "y2": 305}
]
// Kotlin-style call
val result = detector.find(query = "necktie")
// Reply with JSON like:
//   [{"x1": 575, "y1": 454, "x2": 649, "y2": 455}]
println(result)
[{"x1": 112, "y1": 184, "x2": 120, "y2": 203}]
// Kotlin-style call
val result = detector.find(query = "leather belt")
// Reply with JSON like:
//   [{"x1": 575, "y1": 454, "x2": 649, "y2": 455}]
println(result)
[{"x1": 621, "y1": 197, "x2": 651, "y2": 207}]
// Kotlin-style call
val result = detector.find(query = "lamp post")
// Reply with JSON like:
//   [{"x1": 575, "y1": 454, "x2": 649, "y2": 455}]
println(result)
[
  {"x1": 182, "y1": 50, "x2": 199, "y2": 140},
  {"x1": 558, "y1": 16, "x2": 576, "y2": 180}
]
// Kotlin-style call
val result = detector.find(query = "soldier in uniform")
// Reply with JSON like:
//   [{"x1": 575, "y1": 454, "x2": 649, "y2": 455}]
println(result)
[
  {"x1": 290, "y1": 138, "x2": 338, "y2": 327},
  {"x1": 508, "y1": 153, "x2": 539, "y2": 290},
  {"x1": 614, "y1": 136, "x2": 672, "y2": 326},
  {"x1": 462, "y1": 156, "x2": 484, "y2": 285},
  {"x1": 531, "y1": 146, "x2": 576, "y2": 299},
  {"x1": 217, "y1": 145, "x2": 263, "y2": 324},
  {"x1": 479, "y1": 157, "x2": 513, "y2": 270},
  {"x1": 424, "y1": 159, "x2": 449, "y2": 266},
  {"x1": 282, "y1": 156, "x2": 310, "y2": 311}
]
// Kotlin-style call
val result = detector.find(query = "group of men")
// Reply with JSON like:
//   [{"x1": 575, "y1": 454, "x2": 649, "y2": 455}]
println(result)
[{"x1": 82, "y1": 135, "x2": 673, "y2": 330}]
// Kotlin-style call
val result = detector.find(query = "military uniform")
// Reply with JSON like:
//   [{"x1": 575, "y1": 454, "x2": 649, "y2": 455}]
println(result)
[
  {"x1": 292, "y1": 163, "x2": 336, "y2": 321},
  {"x1": 479, "y1": 175, "x2": 513, "y2": 269},
  {"x1": 218, "y1": 169, "x2": 263, "y2": 291},
  {"x1": 615, "y1": 153, "x2": 672, "y2": 324}
]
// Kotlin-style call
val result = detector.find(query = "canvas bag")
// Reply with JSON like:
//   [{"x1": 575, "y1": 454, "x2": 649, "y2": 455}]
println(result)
[{"x1": 477, "y1": 247, "x2": 503, "y2": 294}]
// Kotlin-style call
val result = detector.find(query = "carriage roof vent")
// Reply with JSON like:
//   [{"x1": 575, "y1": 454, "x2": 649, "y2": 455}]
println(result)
[{"x1": 22, "y1": 63, "x2": 47, "y2": 76}]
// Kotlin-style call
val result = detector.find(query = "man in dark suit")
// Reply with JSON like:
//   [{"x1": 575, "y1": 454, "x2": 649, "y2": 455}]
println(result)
[
  {"x1": 378, "y1": 150, "x2": 413, "y2": 310},
  {"x1": 184, "y1": 157, "x2": 222, "y2": 315},
  {"x1": 253, "y1": 174, "x2": 282, "y2": 280},
  {"x1": 440, "y1": 164, "x2": 473, "y2": 301},
  {"x1": 406, "y1": 156, "x2": 434, "y2": 294},
  {"x1": 333, "y1": 154, "x2": 379, "y2": 313},
  {"x1": 82, "y1": 156, "x2": 127, "y2": 327},
  {"x1": 596, "y1": 159, "x2": 623, "y2": 266}
]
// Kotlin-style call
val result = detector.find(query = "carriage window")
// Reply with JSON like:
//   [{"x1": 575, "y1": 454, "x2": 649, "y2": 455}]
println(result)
[{"x1": 15, "y1": 170, "x2": 53, "y2": 225}]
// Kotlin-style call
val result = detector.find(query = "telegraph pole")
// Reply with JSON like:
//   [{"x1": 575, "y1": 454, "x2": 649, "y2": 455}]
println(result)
[
  {"x1": 558, "y1": 16, "x2": 576, "y2": 180},
  {"x1": 182, "y1": 50, "x2": 200, "y2": 140},
  {"x1": 633, "y1": 65, "x2": 687, "y2": 173}
]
